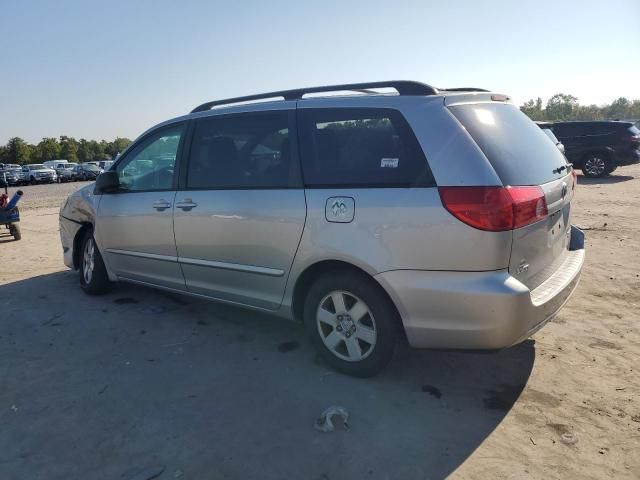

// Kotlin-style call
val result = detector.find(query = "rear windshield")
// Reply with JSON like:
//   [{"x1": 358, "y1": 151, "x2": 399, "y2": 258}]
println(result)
[{"x1": 449, "y1": 103, "x2": 569, "y2": 186}]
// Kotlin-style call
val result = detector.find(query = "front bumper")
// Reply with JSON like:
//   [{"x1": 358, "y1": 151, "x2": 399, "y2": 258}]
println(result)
[
  {"x1": 59, "y1": 215, "x2": 83, "y2": 269},
  {"x1": 375, "y1": 226, "x2": 585, "y2": 350}
]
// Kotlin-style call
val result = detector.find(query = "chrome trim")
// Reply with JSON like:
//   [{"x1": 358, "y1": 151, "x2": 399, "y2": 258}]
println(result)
[
  {"x1": 106, "y1": 249, "x2": 178, "y2": 263},
  {"x1": 105, "y1": 249, "x2": 284, "y2": 277},
  {"x1": 177, "y1": 257, "x2": 285, "y2": 277}
]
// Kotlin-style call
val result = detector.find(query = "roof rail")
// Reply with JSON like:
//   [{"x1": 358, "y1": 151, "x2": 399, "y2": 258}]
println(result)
[
  {"x1": 439, "y1": 87, "x2": 490, "y2": 93},
  {"x1": 190, "y1": 80, "x2": 438, "y2": 113}
]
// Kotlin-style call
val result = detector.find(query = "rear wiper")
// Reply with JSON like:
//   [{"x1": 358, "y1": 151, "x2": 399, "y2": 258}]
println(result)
[{"x1": 553, "y1": 163, "x2": 573, "y2": 174}]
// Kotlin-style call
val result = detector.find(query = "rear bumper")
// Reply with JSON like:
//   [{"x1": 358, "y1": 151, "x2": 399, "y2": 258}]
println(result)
[
  {"x1": 615, "y1": 149, "x2": 640, "y2": 166},
  {"x1": 375, "y1": 226, "x2": 585, "y2": 350}
]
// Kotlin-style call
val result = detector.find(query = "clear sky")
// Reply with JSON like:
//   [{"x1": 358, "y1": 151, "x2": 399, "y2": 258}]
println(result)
[{"x1": 1, "y1": 0, "x2": 638, "y2": 144}]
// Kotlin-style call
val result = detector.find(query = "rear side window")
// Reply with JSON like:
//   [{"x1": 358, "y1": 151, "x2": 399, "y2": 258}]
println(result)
[
  {"x1": 449, "y1": 103, "x2": 568, "y2": 186},
  {"x1": 628, "y1": 125, "x2": 640, "y2": 136},
  {"x1": 187, "y1": 111, "x2": 297, "y2": 189},
  {"x1": 299, "y1": 108, "x2": 434, "y2": 187}
]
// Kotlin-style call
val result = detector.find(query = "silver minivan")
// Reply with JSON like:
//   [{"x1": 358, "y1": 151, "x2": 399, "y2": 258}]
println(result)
[{"x1": 59, "y1": 81, "x2": 585, "y2": 377}]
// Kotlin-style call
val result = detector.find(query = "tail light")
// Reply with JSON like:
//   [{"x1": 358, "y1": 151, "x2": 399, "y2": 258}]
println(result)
[{"x1": 439, "y1": 186, "x2": 548, "y2": 232}]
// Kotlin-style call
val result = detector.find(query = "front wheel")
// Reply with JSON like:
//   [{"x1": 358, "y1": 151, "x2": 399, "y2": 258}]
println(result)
[
  {"x1": 582, "y1": 154, "x2": 613, "y2": 178},
  {"x1": 79, "y1": 230, "x2": 112, "y2": 294},
  {"x1": 304, "y1": 271, "x2": 399, "y2": 377}
]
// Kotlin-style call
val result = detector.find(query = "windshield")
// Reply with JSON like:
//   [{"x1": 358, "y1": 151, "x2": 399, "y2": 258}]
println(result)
[
  {"x1": 84, "y1": 164, "x2": 100, "y2": 171},
  {"x1": 31, "y1": 164, "x2": 47, "y2": 170},
  {"x1": 449, "y1": 103, "x2": 569, "y2": 186},
  {"x1": 66, "y1": 163, "x2": 78, "y2": 168}
]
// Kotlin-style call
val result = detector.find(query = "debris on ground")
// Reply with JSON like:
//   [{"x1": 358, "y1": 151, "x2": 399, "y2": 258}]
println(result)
[
  {"x1": 127, "y1": 465, "x2": 165, "y2": 480},
  {"x1": 560, "y1": 432, "x2": 578, "y2": 445},
  {"x1": 314, "y1": 405, "x2": 350, "y2": 432}
]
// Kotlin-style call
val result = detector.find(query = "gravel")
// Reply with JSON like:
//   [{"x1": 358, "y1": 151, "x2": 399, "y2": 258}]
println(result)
[{"x1": 5, "y1": 181, "x2": 92, "y2": 211}]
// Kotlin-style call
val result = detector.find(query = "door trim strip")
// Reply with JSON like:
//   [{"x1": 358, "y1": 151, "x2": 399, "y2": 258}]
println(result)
[
  {"x1": 177, "y1": 257, "x2": 285, "y2": 277},
  {"x1": 106, "y1": 248, "x2": 284, "y2": 277},
  {"x1": 106, "y1": 249, "x2": 178, "y2": 262}
]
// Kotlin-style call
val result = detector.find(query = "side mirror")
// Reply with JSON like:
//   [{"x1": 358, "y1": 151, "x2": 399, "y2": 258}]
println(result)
[{"x1": 95, "y1": 171, "x2": 120, "y2": 194}]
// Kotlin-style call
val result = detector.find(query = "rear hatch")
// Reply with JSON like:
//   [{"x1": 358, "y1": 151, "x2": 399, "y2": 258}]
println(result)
[{"x1": 448, "y1": 100, "x2": 575, "y2": 289}]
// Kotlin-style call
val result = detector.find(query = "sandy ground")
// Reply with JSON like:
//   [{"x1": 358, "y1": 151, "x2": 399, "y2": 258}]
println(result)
[{"x1": 0, "y1": 171, "x2": 638, "y2": 480}]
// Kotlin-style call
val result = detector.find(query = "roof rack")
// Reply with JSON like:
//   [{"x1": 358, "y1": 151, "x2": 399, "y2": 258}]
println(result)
[{"x1": 190, "y1": 80, "x2": 438, "y2": 113}]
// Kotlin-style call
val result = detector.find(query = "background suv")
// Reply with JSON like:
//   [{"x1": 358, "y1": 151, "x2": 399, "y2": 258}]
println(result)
[
  {"x1": 59, "y1": 81, "x2": 585, "y2": 377},
  {"x1": 551, "y1": 121, "x2": 640, "y2": 177}
]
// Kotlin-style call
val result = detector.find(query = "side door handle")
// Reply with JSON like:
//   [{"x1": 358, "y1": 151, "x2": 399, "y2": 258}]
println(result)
[
  {"x1": 152, "y1": 199, "x2": 172, "y2": 211},
  {"x1": 175, "y1": 199, "x2": 198, "y2": 211}
]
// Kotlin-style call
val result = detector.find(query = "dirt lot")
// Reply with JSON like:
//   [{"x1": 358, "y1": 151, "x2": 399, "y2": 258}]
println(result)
[{"x1": 1, "y1": 170, "x2": 639, "y2": 480}]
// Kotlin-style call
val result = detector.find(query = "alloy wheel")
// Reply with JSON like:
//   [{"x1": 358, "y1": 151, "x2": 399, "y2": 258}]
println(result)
[
  {"x1": 584, "y1": 156, "x2": 606, "y2": 177},
  {"x1": 316, "y1": 290, "x2": 377, "y2": 362},
  {"x1": 83, "y1": 238, "x2": 95, "y2": 284}
]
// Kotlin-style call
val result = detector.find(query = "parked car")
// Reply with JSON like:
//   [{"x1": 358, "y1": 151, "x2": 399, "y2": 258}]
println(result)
[
  {"x1": 43, "y1": 159, "x2": 68, "y2": 170},
  {"x1": 98, "y1": 160, "x2": 114, "y2": 171},
  {"x1": 59, "y1": 81, "x2": 585, "y2": 377},
  {"x1": 551, "y1": 121, "x2": 640, "y2": 177},
  {"x1": 73, "y1": 163, "x2": 102, "y2": 181},
  {"x1": 0, "y1": 166, "x2": 21, "y2": 186},
  {"x1": 58, "y1": 163, "x2": 78, "y2": 182},
  {"x1": 21, "y1": 164, "x2": 57, "y2": 184},
  {"x1": 536, "y1": 122, "x2": 565, "y2": 154}
]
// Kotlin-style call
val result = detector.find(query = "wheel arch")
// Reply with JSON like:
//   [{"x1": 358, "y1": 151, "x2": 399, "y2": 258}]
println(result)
[
  {"x1": 72, "y1": 222, "x2": 94, "y2": 270},
  {"x1": 290, "y1": 259, "x2": 407, "y2": 340}
]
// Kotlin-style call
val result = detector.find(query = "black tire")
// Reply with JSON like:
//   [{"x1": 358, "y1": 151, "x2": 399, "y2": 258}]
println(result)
[
  {"x1": 582, "y1": 153, "x2": 613, "y2": 178},
  {"x1": 303, "y1": 271, "x2": 399, "y2": 377},
  {"x1": 9, "y1": 224, "x2": 21, "y2": 241},
  {"x1": 79, "y1": 230, "x2": 112, "y2": 295},
  {"x1": 30, "y1": 177, "x2": 36, "y2": 185}
]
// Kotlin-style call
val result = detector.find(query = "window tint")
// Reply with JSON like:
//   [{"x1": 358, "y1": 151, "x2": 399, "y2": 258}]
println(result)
[
  {"x1": 299, "y1": 108, "x2": 434, "y2": 187},
  {"x1": 187, "y1": 111, "x2": 294, "y2": 189},
  {"x1": 450, "y1": 103, "x2": 568, "y2": 186},
  {"x1": 115, "y1": 125, "x2": 184, "y2": 192},
  {"x1": 627, "y1": 125, "x2": 640, "y2": 136}
]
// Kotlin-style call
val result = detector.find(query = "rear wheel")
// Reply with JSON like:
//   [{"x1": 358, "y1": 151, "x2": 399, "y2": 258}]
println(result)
[
  {"x1": 9, "y1": 224, "x2": 21, "y2": 240},
  {"x1": 304, "y1": 271, "x2": 398, "y2": 377},
  {"x1": 582, "y1": 153, "x2": 613, "y2": 177},
  {"x1": 79, "y1": 230, "x2": 111, "y2": 294}
]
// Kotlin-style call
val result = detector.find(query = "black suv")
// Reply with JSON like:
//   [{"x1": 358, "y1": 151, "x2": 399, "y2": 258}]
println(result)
[{"x1": 551, "y1": 121, "x2": 640, "y2": 177}]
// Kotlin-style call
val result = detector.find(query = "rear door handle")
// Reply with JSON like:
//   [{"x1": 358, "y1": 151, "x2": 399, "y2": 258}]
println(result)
[
  {"x1": 175, "y1": 199, "x2": 198, "y2": 211},
  {"x1": 152, "y1": 200, "x2": 172, "y2": 211}
]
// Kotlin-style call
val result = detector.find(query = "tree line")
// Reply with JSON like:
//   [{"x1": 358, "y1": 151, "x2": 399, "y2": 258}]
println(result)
[
  {"x1": 2, "y1": 95, "x2": 638, "y2": 165},
  {"x1": 520, "y1": 94, "x2": 640, "y2": 122},
  {"x1": 0, "y1": 136, "x2": 132, "y2": 165}
]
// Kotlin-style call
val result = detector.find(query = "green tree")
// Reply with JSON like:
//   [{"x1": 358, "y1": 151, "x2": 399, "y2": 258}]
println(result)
[
  {"x1": 105, "y1": 137, "x2": 131, "y2": 157},
  {"x1": 520, "y1": 97, "x2": 544, "y2": 121},
  {"x1": 606, "y1": 97, "x2": 631, "y2": 120},
  {"x1": 59, "y1": 136, "x2": 79, "y2": 161},
  {"x1": 5, "y1": 137, "x2": 33, "y2": 164},
  {"x1": 545, "y1": 94, "x2": 579, "y2": 120},
  {"x1": 33, "y1": 137, "x2": 61, "y2": 161}
]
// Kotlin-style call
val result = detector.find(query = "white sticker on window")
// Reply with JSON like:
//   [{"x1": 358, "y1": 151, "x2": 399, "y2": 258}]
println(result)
[{"x1": 380, "y1": 158, "x2": 399, "y2": 168}]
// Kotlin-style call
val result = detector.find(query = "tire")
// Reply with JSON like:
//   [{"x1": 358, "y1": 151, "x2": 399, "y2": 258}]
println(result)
[
  {"x1": 9, "y1": 224, "x2": 21, "y2": 241},
  {"x1": 303, "y1": 271, "x2": 399, "y2": 377},
  {"x1": 582, "y1": 153, "x2": 613, "y2": 178},
  {"x1": 79, "y1": 230, "x2": 112, "y2": 294},
  {"x1": 30, "y1": 177, "x2": 36, "y2": 185}
]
